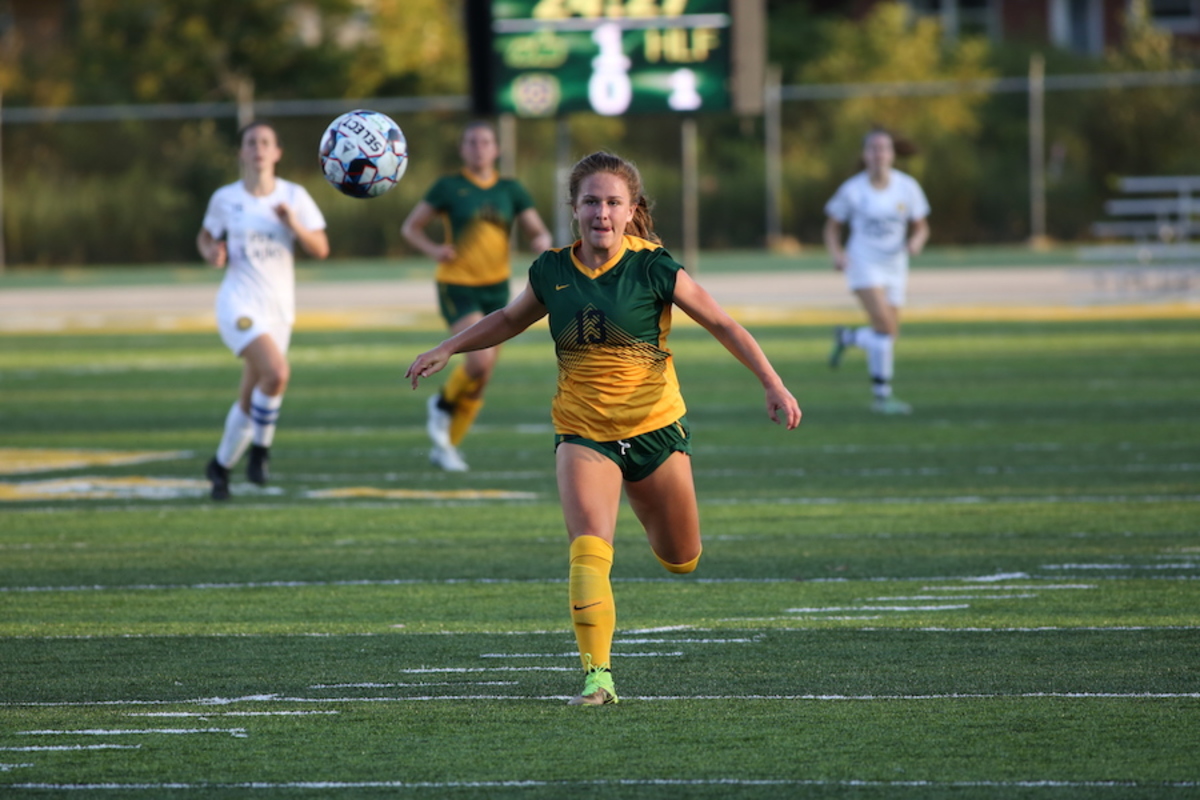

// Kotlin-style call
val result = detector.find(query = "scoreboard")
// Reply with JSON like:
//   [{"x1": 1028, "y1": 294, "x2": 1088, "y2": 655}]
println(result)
[{"x1": 468, "y1": 0, "x2": 762, "y2": 117}]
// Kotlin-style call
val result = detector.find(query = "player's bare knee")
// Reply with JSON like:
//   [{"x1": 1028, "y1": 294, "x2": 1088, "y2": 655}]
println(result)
[{"x1": 260, "y1": 368, "x2": 289, "y2": 396}]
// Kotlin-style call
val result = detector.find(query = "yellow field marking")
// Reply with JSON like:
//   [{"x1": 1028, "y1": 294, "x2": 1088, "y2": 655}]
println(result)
[
  {"x1": 0, "y1": 476, "x2": 206, "y2": 501},
  {"x1": 713, "y1": 303, "x2": 1200, "y2": 325},
  {"x1": 0, "y1": 448, "x2": 190, "y2": 476},
  {"x1": 2, "y1": 303, "x2": 1195, "y2": 335},
  {"x1": 306, "y1": 487, "x2": 538, "y2": 501}
]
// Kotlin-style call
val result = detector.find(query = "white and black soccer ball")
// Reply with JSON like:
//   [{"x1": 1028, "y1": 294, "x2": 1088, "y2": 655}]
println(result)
[{"x1": 319, "y1": 109, "x2": 408, "y2": 198}]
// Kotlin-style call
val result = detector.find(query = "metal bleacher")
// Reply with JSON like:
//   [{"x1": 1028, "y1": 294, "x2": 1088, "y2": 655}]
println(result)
[{"x1": 1080, "y1": 176, "x2": 1200, "y2": 300}]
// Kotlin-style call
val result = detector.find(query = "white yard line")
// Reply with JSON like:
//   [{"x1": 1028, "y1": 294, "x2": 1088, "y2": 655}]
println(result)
[{"x1": 8, "y1": 778, "x2": 1199, "y2": 791}]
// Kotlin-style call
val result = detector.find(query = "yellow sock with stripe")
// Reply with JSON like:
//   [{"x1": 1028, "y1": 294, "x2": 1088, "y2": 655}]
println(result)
[
  {"x1": 568, "y1": 535, "x2": 615, "y2": 671},
  {"x1": 441, "y1": 365, "x2": 484, "y2": 446},
  {"x1": 654, "y1": 548, "x2": 702, "y2": 574}
]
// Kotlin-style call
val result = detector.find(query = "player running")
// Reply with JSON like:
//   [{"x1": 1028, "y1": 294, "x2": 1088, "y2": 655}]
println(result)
[
  {"x1": 823, "y1": 128, "x2": 930, "y2": 414},
  {"x1": 401, "y1": 121, "x2": 552, "y2": 472},
  {"x1": 406, "y1": 151, "x2": 801, "y2": 705},
  {"x1": 197, "y1": 121, "x2": 329, "y2": 500}
]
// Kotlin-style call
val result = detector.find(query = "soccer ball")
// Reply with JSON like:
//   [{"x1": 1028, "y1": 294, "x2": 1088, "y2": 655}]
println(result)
[{"x1": 319, "y1": 109, "x2": 408, "y2": 198}]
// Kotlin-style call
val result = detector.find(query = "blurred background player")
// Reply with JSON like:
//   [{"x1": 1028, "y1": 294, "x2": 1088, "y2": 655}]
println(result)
[
  {"x1": 823, "y1": 128, "x2": 930, "y2": 414},
  {"x1": 405, "y1": 151, "x2": 801, "y2": 706},
  {"x1": 197, "y1": 121, "x2": 329, "y2": 500},
  {"x1": 401, "y1": 121, "x2": 552, "y2": 471}
]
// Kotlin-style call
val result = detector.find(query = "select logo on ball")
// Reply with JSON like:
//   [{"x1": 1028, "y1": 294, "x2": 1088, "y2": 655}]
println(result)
[{"x1": 319, "y1": 109, "x2": 408, "y2": 199}]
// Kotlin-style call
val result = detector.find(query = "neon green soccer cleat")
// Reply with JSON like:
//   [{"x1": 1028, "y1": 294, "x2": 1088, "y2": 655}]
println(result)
[{"x1": 568, "y1": 663, "x2": 619, "y2": 706}]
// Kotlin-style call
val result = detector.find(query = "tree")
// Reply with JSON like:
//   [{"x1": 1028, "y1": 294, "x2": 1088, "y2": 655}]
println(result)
[{"x1": 781, "y1": 1, "x2": 995, "y2": 243}]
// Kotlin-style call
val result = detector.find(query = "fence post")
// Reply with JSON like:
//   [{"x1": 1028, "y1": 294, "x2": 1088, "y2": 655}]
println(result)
[
  {"x1": 0, "y1": 89, "x2": 5, "y2": 274},
  {"x1": 681, "y1": 116, "x2": 699, "y2": 273},
  {"x1": 764, "y1": 64, "x2": 782, "y2": 250},
  {"x1": 554, "y1": 118, "x2": 571, "y2": 247},
  {"x1": 1029, "y1": 52, "x2": 1048, "y2": 249}
]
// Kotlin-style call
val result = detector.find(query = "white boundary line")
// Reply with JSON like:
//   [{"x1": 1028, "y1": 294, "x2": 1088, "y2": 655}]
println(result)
[
  {"x1": 7, "y1": 691, "x2": 1200, "y2": 708},
  {"x1": 0, "y1": 745, "x2": 141, "y2": 752},
  {"x1": 3, "y1": 571, "x2": 1197, "y2": 594},
  {"x1": 8, "y1": 778, "x2": 1199, "y2": 790},
  {"x1": 7, "y1": 624, "x2": 1200, "y2": 643},
  {"x1": 17, "y1": 728, "x2": 247, "y2": 738}
]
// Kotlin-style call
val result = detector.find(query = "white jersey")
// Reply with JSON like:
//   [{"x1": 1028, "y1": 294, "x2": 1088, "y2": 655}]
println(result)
[
  {"x1": 202, "y1": 178, "x2": 326, "y2": 329},
  {"x1": 825, "y1": 170, "x2": 929, "y2": 274}
]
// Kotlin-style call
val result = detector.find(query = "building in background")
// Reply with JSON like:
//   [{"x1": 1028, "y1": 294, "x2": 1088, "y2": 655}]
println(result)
[{"x1": 900, "y1": 0, "x2": 1199, "y2": 52}]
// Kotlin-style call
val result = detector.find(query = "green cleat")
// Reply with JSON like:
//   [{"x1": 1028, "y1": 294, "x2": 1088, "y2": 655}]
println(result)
[
  {"x1": 568, "y1": 662, "x2": 619, "y2": 706},
  {"x1": 871, "y1": 396, "x2": 913, "y2": 415}
]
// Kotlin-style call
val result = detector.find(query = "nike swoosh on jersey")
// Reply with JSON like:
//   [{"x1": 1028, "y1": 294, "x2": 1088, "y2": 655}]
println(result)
[{"x1": 556, "y1": 284, "x2": 571, "y2": 290}]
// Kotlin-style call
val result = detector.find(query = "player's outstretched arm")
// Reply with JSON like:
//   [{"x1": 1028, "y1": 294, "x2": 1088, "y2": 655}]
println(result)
[
  {"x1": 671, "y1": 271, "x2": 801, "y2": 430},
  {"x1": 406, "y1": 283, "x2": 547, "y2": 389}
]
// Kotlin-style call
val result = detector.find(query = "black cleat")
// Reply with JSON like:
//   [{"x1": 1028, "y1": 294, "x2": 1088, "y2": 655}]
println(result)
[
  {"x1": 205, "y1": 457, "x2": 231, "y2": 501},
  {"x1": 247, "y1": 444, "x2": 270, "y2": 486}
]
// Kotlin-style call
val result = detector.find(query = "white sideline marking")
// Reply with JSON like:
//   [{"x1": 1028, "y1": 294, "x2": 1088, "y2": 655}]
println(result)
[
  {"x1": 711, "y1": 493, "x2": 1200, "y2": 506},
  {"x1": 612, "y1": 637, "x2": 759, "y2": 644},
  {"x1": 3, "y1": 570, "x2": 1196, "y2": 595},
  {"x1": 12, "y1": 624, "x2": 1200, "y2": 645},
  {"x1": 636, "y1": 692, "x2": 1200, "y2": 700},
  {"x1": 7, "y1": 691, "x2": 1200, "y2": 710},
  {"x1": 1043, "y1": 563, "x2": 1199, "y2": 570},
  {"x1": 865, "y1": 595, "x2": 1037, "y2": 601},
  {"x1": 309, "y1": 682, "x2": 517, "y2": 689},
  {"x1": 19, "y1": 728, "x2": 248, "y2": 738},
  {"x1": 925, "y1": 584, "x2": 1095, "y2": 590},
  {"x1": 1, "y1": 764, "x2": 35, "y2": 772},
  {"x1": 0, "y1": 745, "x2": 141, "y2": 752},
  {"x1": 9, "y1": 778, "x2": 1200, "y2": 791},
  {"x1": 785, "y1": 605, "x2": 971, "y2": 613},
  {"x1": 127, "y1": 711, "x2": 340, "y2": 717},
  {"x1": 399, "y1": 666, "x2": 575, "y2": 674},
  {"x1": 479, "y1": 652, "x2": 683, "y2": 658}
]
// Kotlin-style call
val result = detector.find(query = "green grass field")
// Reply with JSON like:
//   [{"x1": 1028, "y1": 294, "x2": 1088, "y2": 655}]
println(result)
[{"x1": 1, "y1": 313, "x2": 1198, "y2": 797}]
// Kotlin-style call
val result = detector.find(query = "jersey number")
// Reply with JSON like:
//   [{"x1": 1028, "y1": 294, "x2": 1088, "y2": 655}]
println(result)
[{"x1": 575, "y1": 308, "x2": 608, "y2": 344}]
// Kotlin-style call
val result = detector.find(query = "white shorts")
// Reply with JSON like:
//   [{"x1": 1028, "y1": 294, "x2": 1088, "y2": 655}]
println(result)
[
  {"x1": 845, "y1": 263, "x2": 907, "y2": 307},
  {"x1": 216, "y1": 294, "x2": 292, "y2": 356}
]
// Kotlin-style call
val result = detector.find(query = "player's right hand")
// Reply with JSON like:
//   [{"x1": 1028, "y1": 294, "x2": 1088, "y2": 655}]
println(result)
[{"x1": 210, "y1": 241, "x2": 228, "y2": 268}]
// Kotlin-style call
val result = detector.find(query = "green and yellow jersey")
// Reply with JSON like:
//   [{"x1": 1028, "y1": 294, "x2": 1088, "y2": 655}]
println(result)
[
  {"x1": 529, "y1": 235, "x2": 687, "y2": 441},
  {"x1": 424, "y1": 171, "x2": 536, "y2": 286}
]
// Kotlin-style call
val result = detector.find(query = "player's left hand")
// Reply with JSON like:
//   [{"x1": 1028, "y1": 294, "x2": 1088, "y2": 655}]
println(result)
[
  {"x1": 765, "y1": 385, "x2": 802, "y2": 430},
  {"x1": 405, "y1": 345, "x2": 452, "y2": 389}
]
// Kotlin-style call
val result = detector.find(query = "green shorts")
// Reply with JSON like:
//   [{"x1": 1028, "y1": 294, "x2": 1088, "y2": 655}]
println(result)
[
  {"x1": 554, "y1": 417, "x2": 691, "y2": 482},
  {"x1": 437, "y1": 280, "x2": 510, "y2": 326}
]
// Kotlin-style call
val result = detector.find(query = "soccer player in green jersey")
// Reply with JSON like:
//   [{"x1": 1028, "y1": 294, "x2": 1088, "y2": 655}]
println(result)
[
  {"x1": 406, "y1": 151, "x2": 801, "y2": 705},
  {"x1": 401, "y1": 121, "x2": 552, "y2": 471}
]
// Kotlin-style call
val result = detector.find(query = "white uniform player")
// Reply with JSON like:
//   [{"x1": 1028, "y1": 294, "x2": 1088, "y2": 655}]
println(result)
[
  {"x1": 203, "y1": 178, "x2": 325, "y2": 357},
  {"x1": 823, "y1": 130, "x2": 930, "y2": 415},
  {"x1": 197, "y1": 122, "x2": 329, "y2": 500},
  {"x1": 825, "y1": 169, "x2": 929, "y2": 307}
]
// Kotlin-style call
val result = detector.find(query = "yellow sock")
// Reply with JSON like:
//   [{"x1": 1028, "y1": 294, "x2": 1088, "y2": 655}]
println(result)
[
  {"x1": 442, "y1": 364, "x2": 481, "y2": 405},
  {"x1": 655, "y1": 548, "x2": 702, "y2": 574},
  {"x1": 568, "y1": 535, "x2": 615, "y2": 671},
  {"x1": 441, "y1": 365, "x2": 485, "y2": 446},
  {"x1": 449, "y1": 395, "x2": 483, "y2": 447}
]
